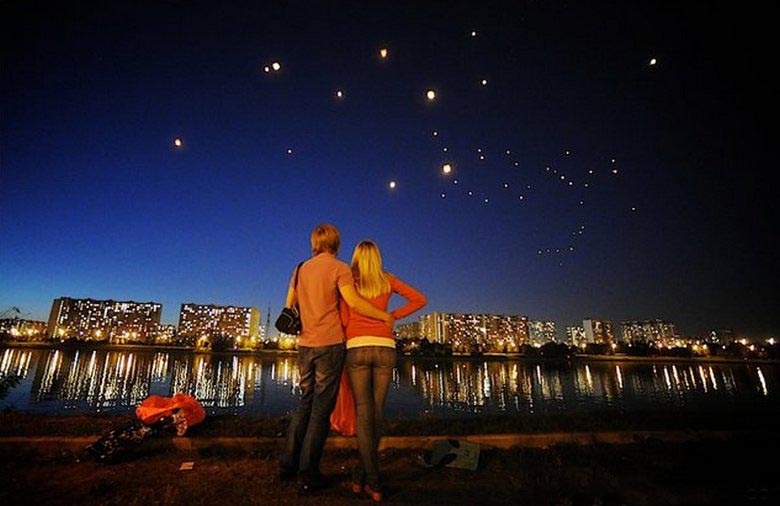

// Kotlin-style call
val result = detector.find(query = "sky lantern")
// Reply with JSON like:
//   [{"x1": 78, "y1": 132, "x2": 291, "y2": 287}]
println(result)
[
  {"x1": 271, "y1": 61, "x2": 281, "y2": 71},
  {"x1": 379, "y1": 47, "x2": 388, "y2": 59},
  {"x1": 426, "y1": 89, "x2": 436, "y2": 100},
  {"x1": 389, "y1": 180, "x2": 397, "y2": 189},
  {"x1": 442, "y1": 163, "x2": 453, "y2": 175},
  {"x1": 173, "y1": 138, "x2": 183, "y2": 148}
]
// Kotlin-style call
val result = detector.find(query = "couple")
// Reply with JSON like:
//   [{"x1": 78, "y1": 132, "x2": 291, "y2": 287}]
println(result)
[{"x1": 279, "y1": 223, "x2": 426, "y2": 501}]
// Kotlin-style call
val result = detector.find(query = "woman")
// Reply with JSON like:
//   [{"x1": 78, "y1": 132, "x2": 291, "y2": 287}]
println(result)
[{"x1": 341, "y1": 240, "x2": 426, "y2": 501}]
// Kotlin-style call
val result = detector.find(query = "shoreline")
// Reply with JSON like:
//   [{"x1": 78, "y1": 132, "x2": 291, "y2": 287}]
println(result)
[
  {"x1": 3, "y1": 410, "x2": 778, "y2": 438},
  {"x1": 4, "y1": 429, "x2": 776, "y2": 450},
  {"x1": 3, "y1": 342, "x2": 777, "y2": 364}
]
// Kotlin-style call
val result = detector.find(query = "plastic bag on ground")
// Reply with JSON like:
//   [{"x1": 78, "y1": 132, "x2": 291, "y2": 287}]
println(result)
[{"x1": 136, "y1": 393, "x2": 206, "y2": 428}]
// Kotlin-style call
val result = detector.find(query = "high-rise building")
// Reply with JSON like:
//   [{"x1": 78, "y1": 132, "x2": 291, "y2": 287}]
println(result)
[
  {"x1": 566, "y1": 326, "x2": 586, "y2": 346},
  {"x1": 708, "y1": 329, "x2": 735, "y2": 346},
  {"x1": 419, "y1": 312, "x2": 528, "y2": 353},
  {"x1": 46, "y1": 297, "x2": 162, "y2": 343},
  {"x1": 0, "y1": 319, "x2": 47, "y2": 341},
  {"x1": 621, "y1": 319, "x2": 677, "y2": 344},
  {"x1": 154, "y1": 324, "x2": 177, "y2": 344},
  {"x1": 395, "y1": 322, "x2": 421, "y2": 340},
  {"x1": 528, "y1": 320, "x2": 557, "y2": 345},
  {"x1": 583, "y1": 318, "x2": 615, "y2": 345},
  {"x1": 177, "y1": 303, "x2": 260, "y2": 347}
]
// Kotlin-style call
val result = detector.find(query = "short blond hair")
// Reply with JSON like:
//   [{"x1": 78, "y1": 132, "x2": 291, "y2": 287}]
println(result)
[{"x1": 310, "y1": 223, "x2": 341, "y2": 255}]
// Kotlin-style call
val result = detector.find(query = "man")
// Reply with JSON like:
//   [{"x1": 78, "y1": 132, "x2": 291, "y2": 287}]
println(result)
[{"x1": 279, "y1": 224, "x2": 394, "y2": 494}]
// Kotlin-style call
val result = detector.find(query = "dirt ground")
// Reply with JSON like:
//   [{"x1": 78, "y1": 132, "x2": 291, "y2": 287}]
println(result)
[{"x1": 2, "y1": 435, "x2": 778, "y2": 506}]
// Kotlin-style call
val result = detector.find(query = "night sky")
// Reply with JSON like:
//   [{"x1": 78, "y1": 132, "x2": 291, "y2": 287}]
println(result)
[{"x1": 1, "y1": 1, "x2": 777, "y2": 338}]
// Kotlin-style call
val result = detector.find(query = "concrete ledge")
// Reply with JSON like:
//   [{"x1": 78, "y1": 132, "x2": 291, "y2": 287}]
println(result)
[{"x1": 2, "y1": 430, "x2": 775, "y2": 451}]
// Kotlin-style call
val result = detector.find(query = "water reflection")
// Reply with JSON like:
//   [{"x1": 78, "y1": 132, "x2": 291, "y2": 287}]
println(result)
[{"x1": 0, "y1": 347, "x2": 778, "y2": 417}]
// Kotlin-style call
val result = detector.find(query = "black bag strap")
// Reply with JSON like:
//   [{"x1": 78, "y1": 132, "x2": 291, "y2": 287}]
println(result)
[{"x1": 292, "y1": 261, "x2": 305, "y2": 291}]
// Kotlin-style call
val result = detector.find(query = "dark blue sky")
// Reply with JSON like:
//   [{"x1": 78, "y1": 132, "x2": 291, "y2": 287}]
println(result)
[{"x1": 1, "y1": 1, "x2": 776, "y2": 337}]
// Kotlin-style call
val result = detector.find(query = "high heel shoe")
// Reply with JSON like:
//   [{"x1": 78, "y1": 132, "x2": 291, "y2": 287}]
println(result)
[
  {"x1": 351, "y1": 468, "x2": 364, "y2": 495},
  {"x1": 363, "y1": 484, "x2": 383, "y2": 502}
]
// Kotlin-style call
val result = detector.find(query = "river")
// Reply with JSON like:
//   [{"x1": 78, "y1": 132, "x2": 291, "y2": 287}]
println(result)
[{"x1": 1, "y1": 347, "x2": 777, "y2": 418}]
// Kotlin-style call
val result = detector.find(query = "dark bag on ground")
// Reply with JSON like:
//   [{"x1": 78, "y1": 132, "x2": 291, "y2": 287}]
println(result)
[
  {"x1": 86, "y1": 414, "x2": 180, "y2": 463},
  {"x1": 275, "y1": 261, "x2": 304, "y2": 335},
  {"x1": 87, "y1": 394, "x2": 205, "y2": 463}
]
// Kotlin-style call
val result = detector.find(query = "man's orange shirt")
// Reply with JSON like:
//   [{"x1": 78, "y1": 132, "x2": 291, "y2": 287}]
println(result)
[{"x1": 292, "y1": 252, "x2": 354, "y2": 347}]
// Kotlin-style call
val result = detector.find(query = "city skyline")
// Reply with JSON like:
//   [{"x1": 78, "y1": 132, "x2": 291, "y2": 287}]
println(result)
[
  {"x1": 1, "y1": 284, "x2": 775, "y2": 341},
  {"x1": 2, "y1": 2, "x2": 777, "y2": 339},
  {"x1": 6, "y1": 294, "x2": 758, "y2": 345}
]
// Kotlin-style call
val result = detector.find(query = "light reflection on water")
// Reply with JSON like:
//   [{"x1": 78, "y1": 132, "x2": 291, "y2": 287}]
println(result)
[{"x1": 0, "y1": 347, "x2": 778, "y2": 418}]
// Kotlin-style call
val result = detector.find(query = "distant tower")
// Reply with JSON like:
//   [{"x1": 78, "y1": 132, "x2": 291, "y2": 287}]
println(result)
[{"x1": 264, "y1": 305, "x2": 272, "y2": 342}]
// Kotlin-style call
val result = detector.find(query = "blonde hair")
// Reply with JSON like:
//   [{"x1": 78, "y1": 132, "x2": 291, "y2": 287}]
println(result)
[
  {"x1": 310, "y1": 224, "x2": 341, "y2": 255},
  {"x1": 351, "y1": 240, "x2": 391, "y2": 299}
]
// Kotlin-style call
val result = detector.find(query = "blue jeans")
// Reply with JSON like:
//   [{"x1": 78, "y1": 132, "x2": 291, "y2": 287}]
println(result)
[
  {"x1": 281, "y1": 343, "x2": 345, "y2": 476},
  {"x1": 346, "y1": 346, "x2": 396, "y2": 488}
]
